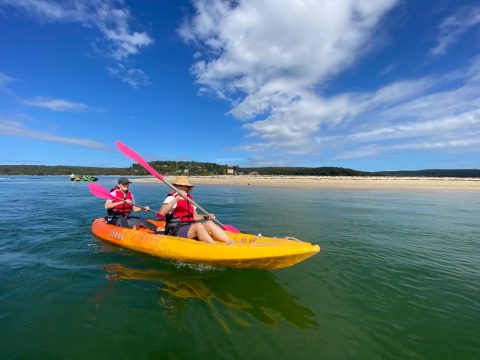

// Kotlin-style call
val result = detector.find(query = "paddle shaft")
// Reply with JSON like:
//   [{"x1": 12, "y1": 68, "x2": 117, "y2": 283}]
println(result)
[
  {"x1": 160, "y1": 177, "x2": 224, "y2": 225},
  {"x1": 89, "y1": 183, "x2": 157, "y2": 214},
  {"x1": 109, "y1": 194, "x2": 157, "y2": 214}
]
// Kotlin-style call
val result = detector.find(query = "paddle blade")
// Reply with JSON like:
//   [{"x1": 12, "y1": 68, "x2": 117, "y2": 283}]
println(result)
[
  {"x1": 88, "y1": 183, "x2": 114, "y2": 201},
  {"x1": 222, "y1": 224, "x2": 240, "y2": 233},
  {"x1": 115, "y1": 140, "x2": 164, "y2": 181}
]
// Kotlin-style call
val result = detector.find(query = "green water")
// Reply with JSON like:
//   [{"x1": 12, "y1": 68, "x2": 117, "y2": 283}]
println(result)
[{"x1": 0, "y1": 177, "x2": 479, "y2": 359}]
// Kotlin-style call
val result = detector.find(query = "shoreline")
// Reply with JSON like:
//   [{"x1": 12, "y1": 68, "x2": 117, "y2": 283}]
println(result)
[{"x1": 132, "y1": 175, "x2": 480, "y2": 190}]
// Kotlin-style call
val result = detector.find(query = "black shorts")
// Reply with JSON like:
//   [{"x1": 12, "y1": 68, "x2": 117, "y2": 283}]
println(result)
[{"x1": 107, "y1": 216, "x2": 157, "y2": 231}]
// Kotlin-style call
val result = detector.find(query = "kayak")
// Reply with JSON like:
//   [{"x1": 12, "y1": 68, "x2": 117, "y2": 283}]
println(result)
[
  {"x1": 91, "y1": 218, "x2": 320, "y2": 269},
  {"x1": 71, "y1": 176, "x2": 98, "y2": 182}
]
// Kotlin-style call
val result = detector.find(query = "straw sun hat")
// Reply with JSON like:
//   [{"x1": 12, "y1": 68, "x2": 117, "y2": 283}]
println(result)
[{"x1": 173, "y1": 175, "x2": 194, "y2": 187}]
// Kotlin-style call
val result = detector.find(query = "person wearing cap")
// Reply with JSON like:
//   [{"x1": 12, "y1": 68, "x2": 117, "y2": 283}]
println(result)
[
  {"x1": 159, "y1": 176, "x2": 233, "y2": 244},
  {"x1": 104, "y1": 177, "x2": 162, "y2": 233}
]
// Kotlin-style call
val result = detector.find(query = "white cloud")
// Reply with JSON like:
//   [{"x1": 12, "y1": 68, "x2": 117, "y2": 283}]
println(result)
[
  {"x1": 0, "y1": 116, "x2": 109, "y2": 149},
  {"x1": 351, "y1": 110, "x2": 480, "y2": 142},
  {"x1": 431, "y1": 4, "x2": 480, "y2": 56},
  {"x1": 180, "y1": 0, "x2": 398, "y2": 152},
  {"x1": 334, "y1": 135, "x2": 480, "y2": 161},
  {"x1": 21, "y1": 97, "x2": 89, "y2": 111},
  {"x1": 181, "y1": 1, "x2": 480, "y2": 165},
  {"x1": 181, "y1": 0, "x2": 397, "y2": 99},
  {"x1": 0, "y1": 72, "x2": 17, "y2": 89},
  {"x1": 107, "y1": 64, "x2": 150, "y2": 89},
  {"x1": 234, "y1": 57, "x2": 480, "y2": 164},
  {"x1": 0, "y1": 72, "x2": 92, "y2": 111},
  {"x1": 0, "y1": 0, "x2": 153, "y2": 87},
  {"x1": 237, "y1": 77, "x2": 436, "y2": 154},
  {"x1": 322, "y1": 63, "x2": 480, "y2": 161}
]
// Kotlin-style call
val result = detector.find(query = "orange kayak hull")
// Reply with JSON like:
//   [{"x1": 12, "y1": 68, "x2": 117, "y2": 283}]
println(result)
[{"x1": 91, "y1": 218, "x2": 320, "y2": 270}]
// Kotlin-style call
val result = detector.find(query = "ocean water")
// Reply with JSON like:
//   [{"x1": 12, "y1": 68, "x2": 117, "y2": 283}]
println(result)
[{"x1": 0, "y1": 176, "x2": 479, "y2": 359}]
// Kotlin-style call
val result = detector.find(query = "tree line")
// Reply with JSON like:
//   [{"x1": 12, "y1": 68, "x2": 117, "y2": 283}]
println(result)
[
  {"x1": 0, "y1": 165, "x2": 129, "y2": 176},
  {"x1": 373, "y1": 169, "x2": 480, "y2": 178},
  {"x1": 0, "y1": 163, "x2": 478, "y2": 178}
]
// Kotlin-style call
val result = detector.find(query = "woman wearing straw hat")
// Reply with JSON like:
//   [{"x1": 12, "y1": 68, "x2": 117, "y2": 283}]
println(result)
[{"x1": 159, "y1": 176, "x2": 233, "y2": 244}]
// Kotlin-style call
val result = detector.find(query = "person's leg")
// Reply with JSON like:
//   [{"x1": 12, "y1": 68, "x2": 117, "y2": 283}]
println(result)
[
  {"x1": 202, "y1": 221, "x2": 233, "y2": 244},
  {"x1": 137, "y1": 219, "x2": 157, "y2": 231},
  {"x1": 125, "y1": 218, "x2": 138, "y2": 228},
  {"x1": 186, "y1": 223, "x2": 215, "y2": 244},
  {"x1": 133, "y1": 218, "x2": 164, "y2": 233},
  {"x1": 112, "y1": 217, "x2": 130, "y2": 228}
]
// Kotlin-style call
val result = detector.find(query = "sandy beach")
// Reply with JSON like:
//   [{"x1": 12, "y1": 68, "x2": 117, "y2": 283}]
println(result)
[{"x1": 133, "y1": 175, "x2": 480, "y2": 190}]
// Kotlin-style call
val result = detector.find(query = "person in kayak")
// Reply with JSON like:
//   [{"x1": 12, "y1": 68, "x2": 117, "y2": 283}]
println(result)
[
  {"x1": 104, "y1": 177, "x2": 163, "y2": 233},
  {"x1": 159, "y1": 176, "x2": 233, "y2": 244}
]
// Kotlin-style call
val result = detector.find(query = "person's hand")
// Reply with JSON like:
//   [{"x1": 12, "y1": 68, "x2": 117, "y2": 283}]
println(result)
[
  {"x1": 125, "y1": 199, "x2": 132, "y2": 204},
  {"x1": 204, "y1": 213, "x2": 216, "y2": 220},
  {"x1": 144, "y1": 206, "x2": 150, "y2": 211}
]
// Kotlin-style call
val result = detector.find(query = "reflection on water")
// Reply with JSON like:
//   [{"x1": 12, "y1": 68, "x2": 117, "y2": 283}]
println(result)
[{"x1": 103, "y1": 264, "x2": 317, "y2": 332}]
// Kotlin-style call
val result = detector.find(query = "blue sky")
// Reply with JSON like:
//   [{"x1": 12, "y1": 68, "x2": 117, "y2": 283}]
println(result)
[{"x1": 0, "y1": 0, "x2": 479, "y2": 171}]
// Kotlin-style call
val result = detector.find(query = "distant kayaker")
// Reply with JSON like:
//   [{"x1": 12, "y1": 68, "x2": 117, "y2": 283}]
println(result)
[
  {"x1": 159, "y1": 176, "x2": 233, "y2": 244},
  {"x1": 105, "y1": 177, "x2": 163, "y2": 233}
]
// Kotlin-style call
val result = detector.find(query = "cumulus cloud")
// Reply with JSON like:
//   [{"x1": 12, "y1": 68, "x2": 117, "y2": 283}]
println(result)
[
  {"x1": 181, "y1": 0, "x2": 397, "y2": 99},
  {"x1": 0, "y1": 0, "x2": 153, "y2": 87},
  {"x1": 181, "y1": 0, "x2": 480, "y2": 165},
  {"x1": 431, "y1": 4, "x2": 480, "y2": 57},
  {"x1": 180, "y1": 0, "x2": 398, "y2": 152},
  {"x1": 0, "y1": 116, "x2": 109, "y2": 149}
]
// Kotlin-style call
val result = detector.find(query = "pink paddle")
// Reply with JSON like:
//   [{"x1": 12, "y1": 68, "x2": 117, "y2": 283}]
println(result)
[
  {"x1": 88, "y1": 183, "x2": 165, "y2": 219},
  {"x1": 115, "y1": 140, "x2": 240, "y2": 233}
]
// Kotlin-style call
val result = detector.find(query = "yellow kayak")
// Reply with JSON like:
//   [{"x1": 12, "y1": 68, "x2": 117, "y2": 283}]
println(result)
[{"x1": 91, "y1": 218, "x2": 320, "y2": 269}]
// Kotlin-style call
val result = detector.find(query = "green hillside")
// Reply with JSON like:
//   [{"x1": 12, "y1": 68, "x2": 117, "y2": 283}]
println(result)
[{"x1": 1, "y1": 164, "x2": 478, "y2": 178}]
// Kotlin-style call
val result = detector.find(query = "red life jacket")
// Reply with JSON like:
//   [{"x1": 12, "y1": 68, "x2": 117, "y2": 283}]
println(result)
[
  {"x1": 110, "y1": 188, "x2": 133, "y2": 216},
  {"x1": 169, "y1": 192, "x2": 195, "y2": 223}
]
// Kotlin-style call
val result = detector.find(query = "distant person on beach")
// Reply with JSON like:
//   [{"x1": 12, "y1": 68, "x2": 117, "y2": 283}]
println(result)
[
  {"x1": 105, "y1": 177, "x2": 163, "y2": 233},
  {"x1": 159, "y1": 176, "x2": 233, "y2": 244}
]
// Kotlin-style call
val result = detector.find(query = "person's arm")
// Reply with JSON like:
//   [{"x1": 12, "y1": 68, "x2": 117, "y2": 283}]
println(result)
[
  {"x1": 159, "y1": 195, "x2": 179, "y2": 215},
  {"x1": 194, "y1": 213, "x2": 215, "y2": 221},
  {"x1": 191, "y1": 201, "x2": 209, "y2": 221},
  {"x1": 104, "y1": 199, "x2": 131, "y2": 210},
  {"x1": 104, "y1": 192, "x2": 133, "y2": 210},
  {"x1": 130, "y1": 194, "x2": 149, "y2": 212}
]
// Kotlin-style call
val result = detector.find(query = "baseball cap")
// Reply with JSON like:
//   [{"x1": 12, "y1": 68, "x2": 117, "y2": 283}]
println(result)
[{"x1": 117, "y1": 177, "x2": 131, "y2": 185}]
